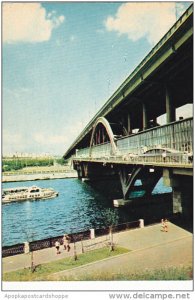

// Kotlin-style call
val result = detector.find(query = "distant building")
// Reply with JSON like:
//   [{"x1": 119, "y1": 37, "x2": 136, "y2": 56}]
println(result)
[{"x1": 3, "y1": 152, "x2": 54, "y2": 159}]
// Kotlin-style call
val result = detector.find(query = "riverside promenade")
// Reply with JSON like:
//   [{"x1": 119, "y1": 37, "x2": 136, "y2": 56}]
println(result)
[{"x1": 3, "y1": 222, "x2": 192, "y2": 279}]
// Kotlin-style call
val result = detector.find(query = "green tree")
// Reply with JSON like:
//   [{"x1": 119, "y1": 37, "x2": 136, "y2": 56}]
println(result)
[
  {"x1": 102, "y1": 208, "x2": 119, "y2": 251},
  {"x1": 55, "y1": 158, "x2": 65, "y2": 165}
]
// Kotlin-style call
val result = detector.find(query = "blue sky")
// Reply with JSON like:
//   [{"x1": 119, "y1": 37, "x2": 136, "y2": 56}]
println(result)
[{"x1": 2, "y1": 1, "x2": 192, "y2": 156}]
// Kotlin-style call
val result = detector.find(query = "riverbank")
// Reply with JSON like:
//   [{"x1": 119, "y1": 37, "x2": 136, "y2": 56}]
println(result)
[
  {"x1": 2, "y1": 222, "x2": 192, "y2": 284},
  {"x1": 2, "y1": 166, "x2": 78, "y2": 182}
]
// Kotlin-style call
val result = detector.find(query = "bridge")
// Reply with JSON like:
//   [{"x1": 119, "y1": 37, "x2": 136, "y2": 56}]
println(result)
[{"x1": 64, "y1": 6, "x2": 193, "y2": 217}]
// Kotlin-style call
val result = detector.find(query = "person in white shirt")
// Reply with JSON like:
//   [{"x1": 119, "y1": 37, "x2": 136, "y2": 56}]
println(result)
[{"x1": 55, "y1": 240, "x2": 60, "y2": 254}]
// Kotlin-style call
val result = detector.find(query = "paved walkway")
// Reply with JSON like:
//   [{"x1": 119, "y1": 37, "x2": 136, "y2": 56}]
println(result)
[{"x1": 3, "y1": 222, "x2": 192, "y2": 279}]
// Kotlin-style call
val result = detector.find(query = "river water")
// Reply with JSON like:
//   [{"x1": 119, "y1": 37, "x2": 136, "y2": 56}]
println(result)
[{"x1": 2, "y1": 178, "x2": 172, "y2": 246}]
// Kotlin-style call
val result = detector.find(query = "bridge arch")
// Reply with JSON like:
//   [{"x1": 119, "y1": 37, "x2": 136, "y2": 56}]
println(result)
[{"x1": 89, "y1": 117, "x2": 117, "y2": 157}]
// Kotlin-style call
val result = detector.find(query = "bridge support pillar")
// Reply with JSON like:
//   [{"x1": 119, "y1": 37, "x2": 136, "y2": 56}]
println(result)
[
  {"x1": 119, "y1": 166, "x2": 142, "y2": 199},
  {"x1": 165, "y1": 84, "x2": 176, "y2": 123},
  {"x1": 75, "y1": 163, "x2": 89, "y2": 178},
  {"x1": 77, "y1": 165, "x2": 83, "y2": 178},
  {"x1": 173, "y1": 176, "x2": 193, "y2": 219},
  {"x1": 127, "y1": 113, "x2": 132, "y2": 134},
  {"x1": 163, "y1": 168, "x2": 193, "y2": 218},
  {"x1": 119, "y1": 166, "x2": 162, "y2": 200},
  {"x1": 142, "y1": 103, "x2": 149, "y2": 130},
  {"x1": 173, "y1": 189, "x2": 182, "y2": 214}
]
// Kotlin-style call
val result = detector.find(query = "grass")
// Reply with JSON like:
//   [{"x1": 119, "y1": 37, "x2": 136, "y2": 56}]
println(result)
[
  {"x1": 60, "y1": 266, "x2": 193, "y2": 281},
  {"x1": 3, "y1": 246, "x2": 129, "y2": 281}
]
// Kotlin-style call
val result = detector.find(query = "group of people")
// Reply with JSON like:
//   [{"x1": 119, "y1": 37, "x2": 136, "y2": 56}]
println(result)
[
  {"x1": 54, "y1": 219, "x2": 168, "y2": 254},
  {"x1": 161, "y1": 218, "x2": 168, "y2": 232},
  {"x1": 55, "y1": 234, "x2": 71, "y2": 254}
]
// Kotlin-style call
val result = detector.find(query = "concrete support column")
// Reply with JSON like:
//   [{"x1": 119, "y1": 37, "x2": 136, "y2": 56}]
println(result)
[
  {"x1": 163, "y1": 168, "x2": 172, "y2": 187},
  {"x1": 127, "y1": 113, "x2": 132, "y2": 134},
  {"x1": 98, "y1": 129, "x2": 101, "y2": 144},
  {"x1": 165, "y1": 84, "x2": 176, "y2": 123},
  {"x1": 163, "y1": 168, "x2": 193, "y2": 218},
  {"x1": 102, "y1": 128, "x2": 105, "y2": 143},
  {"x1": 173, "y1": 182, "x2": 193, "y2": 217},
  {"x1": 77, "y1": 165, "x2": 83, "y2": 178},
  {"x1": 143, "y1": 103, "x2": 149, "y2": 130},
  {"x1": 163, "y1": 168, "x2": 182, "y2": 213},
  {"x1": 173, "y1": 188, "x2": 182, "y2": 214}
]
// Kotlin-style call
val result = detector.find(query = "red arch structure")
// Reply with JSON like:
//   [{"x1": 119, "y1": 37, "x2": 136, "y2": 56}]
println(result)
[{"x1": 89, "y1": 117, "x2": 117, "y2": 157}]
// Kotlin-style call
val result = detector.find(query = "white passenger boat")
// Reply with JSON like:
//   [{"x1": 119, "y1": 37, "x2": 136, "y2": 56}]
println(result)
[{"x1": 2, "y1": 186, "x2": 59, "y2": 203}]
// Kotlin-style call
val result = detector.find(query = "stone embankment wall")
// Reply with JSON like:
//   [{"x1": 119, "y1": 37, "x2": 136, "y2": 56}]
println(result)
[{"x1": 2, "y1": 170, "x2": 78, "y2": 182}]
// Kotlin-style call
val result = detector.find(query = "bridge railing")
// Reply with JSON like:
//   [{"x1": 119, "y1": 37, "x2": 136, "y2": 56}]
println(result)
[
  {"x1": 122, "y1": 151, "x2": 192, "y2": 165},
  {"x1": 75, "y1": 118, "x2": 193, "y2": 165},
  {"x1": 76, "y1": 147, "x2": 90, "y2": 158},
  {"x1": 76, "y1": 142, "x2": 112, "y2": 159},
  {"x1": 90, "y1": 142, "x2": 112, "y2": 158},
  {"x1": 2, "y1": 221, "x2": 142, "y2": 257},
  {"x1": 117, "y1": 117, "x2": 192, "y2": 155}
]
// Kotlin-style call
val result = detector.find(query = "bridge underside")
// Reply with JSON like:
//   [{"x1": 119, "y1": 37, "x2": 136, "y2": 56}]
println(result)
[{"x1": 73, "y1": 159, "x2": 193, "y2": 222}]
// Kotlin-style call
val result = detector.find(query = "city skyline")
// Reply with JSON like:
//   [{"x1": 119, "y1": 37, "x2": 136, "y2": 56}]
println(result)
[{"x1": 2, "y1": 2, "x2": 192, "y2": 156}]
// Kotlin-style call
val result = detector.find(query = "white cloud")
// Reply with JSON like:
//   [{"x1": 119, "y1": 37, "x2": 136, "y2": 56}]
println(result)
[
  {"x1": 96, "y1": 29, "x2": 104, "y2": 34},
  {"x1": 3, "y1": 118, "x2": 85, "y2": 155},
  {"x1": 70, "y1": 35, "x2": 76, "y2": 42},
  {"x1": 3, "y1": 130, "x2": 24, "y2": 153},
  {"x1": 3, "y1": 3, "x2": 65, "y2": 43},
  {"x1": 3, "y1": 130, "x2": 68, "y2": 155},
  {"x1": 32, "y1": 120, "x2": 85, "y2": 154},
  {"x1": 3, "y1": 130, "x2": 23, "y2": 145},
  {"x1": 34, "y1": 133, "x2": 67, "y2": 145},
  {"x1": 4, "y1": 87, "x2": 30, "y2": 99},
  {"x1": 104, "y1": 2, "x2": 186, "y2": 45}
]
